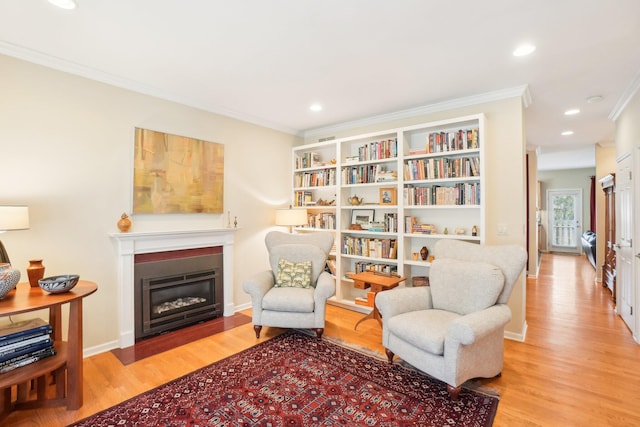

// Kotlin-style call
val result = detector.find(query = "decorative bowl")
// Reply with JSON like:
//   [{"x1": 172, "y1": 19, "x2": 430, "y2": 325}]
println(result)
[
  {"x1": 38, "y1": 274, "x2": 80, "y2": 294},
  {"x1": 0, "y1": 263, "x2": 20, "y2": 298}
]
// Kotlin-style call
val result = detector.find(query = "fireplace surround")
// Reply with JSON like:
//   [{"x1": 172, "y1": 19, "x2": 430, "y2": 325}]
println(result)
[{"x1": 110, "y1": 228, "x2": 236, "y2": 348}]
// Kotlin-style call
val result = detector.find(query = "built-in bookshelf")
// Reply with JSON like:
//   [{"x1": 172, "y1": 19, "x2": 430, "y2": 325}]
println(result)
[{"x1": 291, "y1": 114, "x2": 485, "y2": 313}]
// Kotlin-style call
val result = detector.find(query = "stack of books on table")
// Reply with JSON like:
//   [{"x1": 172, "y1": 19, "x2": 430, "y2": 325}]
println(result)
[{"x1": 0, "y1": 318, "x2": 56, "y2": 374}]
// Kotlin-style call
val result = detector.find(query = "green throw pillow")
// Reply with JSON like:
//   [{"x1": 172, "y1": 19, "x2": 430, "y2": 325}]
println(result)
[{"x1": 275, "y1": 259, "x2": 312, "y2": 288}]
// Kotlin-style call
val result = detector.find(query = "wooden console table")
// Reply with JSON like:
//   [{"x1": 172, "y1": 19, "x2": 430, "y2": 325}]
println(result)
[
  {"x1": 350, "y1": 272, "x2": 405, "y2": 330},
  {"x1": 0, "y1": 280, "x2": 97, "y2": 420}
]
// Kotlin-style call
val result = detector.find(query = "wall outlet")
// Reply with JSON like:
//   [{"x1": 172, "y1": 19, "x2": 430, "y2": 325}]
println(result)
[{"x1": 497, "y1": 224, "x2": 507, "y2": 235}]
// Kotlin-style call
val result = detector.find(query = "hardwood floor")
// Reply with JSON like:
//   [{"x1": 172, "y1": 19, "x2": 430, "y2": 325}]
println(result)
[{"x1": 4, "y1": 253, "x2": 640, "y2": 426}]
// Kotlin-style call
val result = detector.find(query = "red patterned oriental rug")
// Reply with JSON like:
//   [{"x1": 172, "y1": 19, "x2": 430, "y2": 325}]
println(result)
[{"x1": 70, "y1": 331, "x2": 498, "y2": 426}]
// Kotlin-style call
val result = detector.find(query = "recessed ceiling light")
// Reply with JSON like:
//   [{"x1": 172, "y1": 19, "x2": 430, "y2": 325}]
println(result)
[
  {"x1": 564, "y1": 109, "x2": 580, "y2": 116},
  {"x1": 309, "y1": 103, "x2": 322, "y2": 112},
  {"x1": 48, "y1": 0, "x2": 77, "y2": 10},
  {"x1": 586, "y1": 95, "x2": 603, "y2": 103},
  {"x1": 561, "y1": 131, "x2": 574, "y2": 136},
  {"x1": 513, "y1": 44, "x2": 536, "y2": 57}
]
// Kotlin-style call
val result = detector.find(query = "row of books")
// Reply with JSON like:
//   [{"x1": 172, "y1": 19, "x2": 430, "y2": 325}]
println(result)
[
  {"x1": 306, "y1": 212, "x2": 336, "y2": 230},
  {"x1": 352, "y1": 262, "x2": 398, "y2": 275},
  {"x1": 403, "y1": 156, "x2": 480, "y2": 181},
  {"x1": 294, "y1": 168, "x2": 337, "y2": 188},
  {"x1": 344, "y1": 138, "x2": 398, "y2": 163},
  {"x1": 426, "y1": 128, "x2": 480, "y2": 153},
  {"x1": 341, "y1": 164, "x2": 397, "y2": 185},
  {"x1": 404, "y1": 217, "x2": 437, "y2": 234},
  {"x1": 0, "y1": 318, "x2": 56, "y2": 374},
  {"x1": 342, "y1": 237, "x2": 397, "y2": 259},
  {"x1": 294, "y1": 152, "x2": 321, "y2": 169},
  {"x1": 404, "y1": 183, "x2": 481, "y2": 206}
]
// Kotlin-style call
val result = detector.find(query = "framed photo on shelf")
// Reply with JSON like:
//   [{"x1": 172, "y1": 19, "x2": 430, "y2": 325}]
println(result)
[
  {"x1": 351, "y1": 209, "x2": 374, "y2": 229},
  {"x1": 379, "y1": 187, "x2": 397, "y2": 205}
]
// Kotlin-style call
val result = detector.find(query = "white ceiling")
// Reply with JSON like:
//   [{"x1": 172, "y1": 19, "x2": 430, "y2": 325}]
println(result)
[{"x1": 1, "y1": 1, "x2": 640, "y2": 169}]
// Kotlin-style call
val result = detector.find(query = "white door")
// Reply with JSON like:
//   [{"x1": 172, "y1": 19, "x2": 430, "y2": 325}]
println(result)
[
  {"x1": 547, "y1": 189, "x2": 582, "y2": 254},
  {"x1": 617, "y1": 153, "x2": 634, "y2": 333}
]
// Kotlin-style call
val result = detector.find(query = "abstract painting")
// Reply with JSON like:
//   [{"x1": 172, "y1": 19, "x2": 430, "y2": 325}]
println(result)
[{"x1": 133, "y1": 128, "x2": 224, "y2": 213}]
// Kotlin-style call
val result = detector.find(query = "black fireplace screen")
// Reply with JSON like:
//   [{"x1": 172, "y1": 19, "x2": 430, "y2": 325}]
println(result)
[{"x1": 134, "y1": 251, "x2": 223, "y2": 340}]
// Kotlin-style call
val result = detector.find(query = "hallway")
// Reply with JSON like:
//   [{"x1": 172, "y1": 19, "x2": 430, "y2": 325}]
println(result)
[{"x1": 494, "y1": 252, "x2": 640, "y2": 426}]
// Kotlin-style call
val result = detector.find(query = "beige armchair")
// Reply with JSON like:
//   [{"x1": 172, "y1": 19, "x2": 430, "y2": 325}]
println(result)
[
  {"x1": 376, "y1": 239, "x2": 527, "y2": 400},
  {"x1": 242, "y1": 231, "x2": 335, "y2": 339}
]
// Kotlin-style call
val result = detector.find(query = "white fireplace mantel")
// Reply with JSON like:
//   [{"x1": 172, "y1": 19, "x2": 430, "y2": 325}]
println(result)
[{"x1": 110, "y1": 228, "x2": 237, "y2": 348}]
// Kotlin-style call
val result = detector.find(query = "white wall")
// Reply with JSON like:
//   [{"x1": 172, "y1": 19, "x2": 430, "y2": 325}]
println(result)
[
  {"x1": 0, "y1": 54, "x2": 300, "y2": 352},
  {"x1": 614, "y1": 86, "x2": 640, "y2": 342}
]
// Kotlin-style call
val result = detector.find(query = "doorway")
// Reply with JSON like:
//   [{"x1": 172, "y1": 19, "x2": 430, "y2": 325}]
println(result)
[{"x1": 547, "y1": 188, "x2": 582, "y2": 254}]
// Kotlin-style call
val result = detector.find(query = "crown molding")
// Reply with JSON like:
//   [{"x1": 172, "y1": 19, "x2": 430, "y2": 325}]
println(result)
[
  {"x1": 303, "y1": 85, "x2": 531, "y2": 139},
  {"x1": 609, "y1": 67, "x2": 640, "y2": 121},
  {"x1": 0, "y1": 41, "x2": 299, "y2": 136}
]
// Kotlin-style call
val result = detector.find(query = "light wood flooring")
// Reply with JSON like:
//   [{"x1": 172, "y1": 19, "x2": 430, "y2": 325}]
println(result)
[{"x1": 4, "y1": 252, "x2": 640, "y2": 426}]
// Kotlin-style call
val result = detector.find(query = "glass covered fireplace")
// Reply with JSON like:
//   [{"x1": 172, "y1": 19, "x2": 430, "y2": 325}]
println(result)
[{"x1": 134, "y1": 247, "x2": 223, "y2": 341}]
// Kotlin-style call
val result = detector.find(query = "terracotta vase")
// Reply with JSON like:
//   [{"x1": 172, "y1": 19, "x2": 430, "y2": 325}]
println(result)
[
  {"x1": 117, "y1": 213, "x2": 132, "y2": 232},
  {"x1": 27, "y1": 259, "x2": 45, "y2": 288}
]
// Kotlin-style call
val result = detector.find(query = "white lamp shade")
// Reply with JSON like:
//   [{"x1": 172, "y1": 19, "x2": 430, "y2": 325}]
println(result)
[
  {"x1": 275, "y1": 208, "x2": 307, "y2": 226},
  {"x1": 0, "y1": 206, "x2": 30, "y2": 231}
]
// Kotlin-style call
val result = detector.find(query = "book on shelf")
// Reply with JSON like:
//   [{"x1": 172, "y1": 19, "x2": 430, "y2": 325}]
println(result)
[
  {"x1": 0, "y1": 318, "x2": 52, "y2": 346},
  {"x1": 0, "y1": 338, "x2": 54, "y2": 364},
  {"x1": 0, "y1": 333, "x2": 52, "y2": 356},
  {"x1": 0, "y1": 346, "x2": 57, "y2": 374}
]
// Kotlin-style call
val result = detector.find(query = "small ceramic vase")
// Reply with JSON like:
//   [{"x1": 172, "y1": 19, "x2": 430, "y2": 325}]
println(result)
[
  {"x1": 420, "y1": 246, "x2": 429, "y2": 261},
  {"x1": 27, "y1": 259, "x2": 45, "y2": 287},
  {"x1": 117, "y1": 213, "x2": 132, "y2": 232}
]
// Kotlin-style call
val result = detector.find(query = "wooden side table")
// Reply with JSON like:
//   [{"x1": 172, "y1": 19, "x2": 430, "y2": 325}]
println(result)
[
  {"x1": 350, "y1": 271, "x2": 405, "y2": 330},
  {"x1": 0, "y1": 281, "x2": 97, "y2": 420}
]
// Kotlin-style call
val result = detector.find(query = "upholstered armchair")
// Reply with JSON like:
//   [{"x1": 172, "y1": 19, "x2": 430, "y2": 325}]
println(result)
[
  {"x1": 242, "y1": 231, "x2": 335, "y2": 339},
  {"x1": 376, "y1": 239, "x2": 527, "y2": 400}
]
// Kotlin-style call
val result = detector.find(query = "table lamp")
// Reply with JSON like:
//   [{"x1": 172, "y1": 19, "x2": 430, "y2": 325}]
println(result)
[
  {"x1": 275, "y1": 205, "x2": 308, "y2": 233},
  {"x1": 0, "y1": 206, "x2": 30, "y2": 264}
]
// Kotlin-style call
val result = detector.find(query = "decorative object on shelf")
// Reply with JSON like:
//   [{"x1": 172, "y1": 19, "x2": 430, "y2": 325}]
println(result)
[
  {"x1": 348, "y1": 224, "x2": 363, "y2": 230},
  {"x1": 316, "y1": 198, "x2": 335, "y2": 206},
  {"x1": 472, "y1": 225, "x2": 478, "y2": 236},
  {"x1": 420, "y1": 246, "x2": 429, "y2": 261},
  {"x1": 443, "y1": 228, "x2": 449, "y2": 235},
  {"x1": 455, "y1": 228, "x2": 466, "y2": 235},
  {"x1": 27, "y1": 259, "x2": 45, "y2": 287},
  {"x1": 348, "y1": 195, "x2": 364, "y2": 206},
  {"x1": 379, "y1": 187, "x2": 397, "y2": 205},
  {"x1": 412, "y1": 252, "x2": 419, "y2": 260},
  {"x1": 234, "y1": 217, "x2": 238, "y2": 228},
  {"x1": 38, "y1": 274, "x2": 80, "y2": 294},
  {"x1": 0, "y1": 263, "x2": 20, "y2": 298},
  {"x1": 350, "y1": 209, "x2": 374, "y2": 229},
  {"x1": 117, "y1": 213, "x2": 132, "y2": 232},
  {"x1": 0, "y1": 205, "x2": 30, "y2": 264},
  {"x1": 275, "y1": 205, "x2": 308, "y2": 233},
  {"x1": 227, "y1": 211, "x2": 232, "y2": 228}
]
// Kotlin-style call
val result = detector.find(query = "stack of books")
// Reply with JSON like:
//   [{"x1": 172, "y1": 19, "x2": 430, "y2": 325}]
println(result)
[{"x1": 0, "y1": 318, "x2": 56, "y2": 374}]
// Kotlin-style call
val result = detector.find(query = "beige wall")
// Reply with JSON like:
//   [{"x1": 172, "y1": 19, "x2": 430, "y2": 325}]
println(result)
[
  {"x1": 595, "y1": 144, "x2": 616, "y2": 282},
  {"x1": 304, "y1": 97, "x2": 529, "y2": 339},
  {"x1": 613, "y1": 87, "x2": 640, "y2": 341},
  {"x1": 527, "y1": 150, "x2": 539, "y2": 276},
  {"x1": 0, "y1": 54, "x2": 300, "y2": 353}
]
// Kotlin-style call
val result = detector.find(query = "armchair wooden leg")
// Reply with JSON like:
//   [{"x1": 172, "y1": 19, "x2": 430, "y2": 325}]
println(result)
[
  {"x1": 253, "y1": 325, "x2": 262, "y2": 339},
  {"x1": 447, "y1": 385, "x2": 462, "y2": 401},
  {"x1": 384, "y1": 348, "x2": 395, "y2": 363},
  {"x1": 314, "y1": 328, "x2": 324, "y2": 338}
]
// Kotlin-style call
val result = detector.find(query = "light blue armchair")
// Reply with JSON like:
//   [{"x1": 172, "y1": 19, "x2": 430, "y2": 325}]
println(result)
[
  {"x1": 376, "y1": 239, "x2": 527, "y2": 399},
  {"x1": 242, "y1": 231, "x2": 335, "y2": 339}
]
